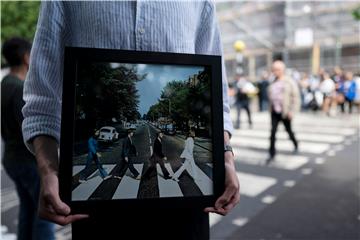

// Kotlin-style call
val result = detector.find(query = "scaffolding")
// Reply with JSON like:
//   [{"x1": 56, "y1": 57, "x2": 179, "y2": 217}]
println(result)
[{"x1": 217, "y1": 1, "x2": 360, "y2": 81}]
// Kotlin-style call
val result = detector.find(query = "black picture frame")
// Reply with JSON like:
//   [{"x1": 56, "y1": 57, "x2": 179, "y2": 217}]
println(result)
[{"x1": 59, "y1": 47, "x2": 225, "y2": 214}]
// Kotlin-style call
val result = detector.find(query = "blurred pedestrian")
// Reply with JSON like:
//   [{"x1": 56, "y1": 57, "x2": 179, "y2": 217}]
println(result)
[
  {"x1": 257, "y1": 71, "x2": 270, "y2": 112},
  {"x1": 353, "y1": 73, "x2": 360, "y2": 113},
  {"x1": 22, "y1": 2, "x2": 240, "y2": 239},
  {"x1": 79, "y1": 129, "x2": 110, "y2": 182},
  {"x1": 339, "y1": 71, "x2": 356, "y2": 114},
  {"x1": 232, "y1": 74, "x2": 254, "y2": 129},
  {"x1": 1, "y1": 37, "x2": 55, "y2": 240},
  {"x1": 299, "y1": 72, "x2": 310, "y2": 110},
  {"x1": 319, "y1": 72, "x2": 336, "y2": 116},
  {"x1": 267, "y1": 60, "x2": 300, "y2": 164}
]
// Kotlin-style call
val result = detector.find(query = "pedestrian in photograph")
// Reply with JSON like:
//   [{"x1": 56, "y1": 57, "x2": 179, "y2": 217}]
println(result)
[
  {"x1": 1, "y1": 37, "x2": 55, "y2": 240},
  {"x1": 79, "y1": 130, "x2": 110, "y2": 182},
  {"x1": 172, "y1": 129, "x2": 198, "y2": 182},
  {"x1": 143, "y1": 131, "x2": 171, "y2": 180},
  {"x1": 267, "y1": 60, "x2": 300, "y2": 164},
  {"x1": 22, "y1": 2, "x2": 239, "y2": 239},
  {"x1": 113, "y1": 129, "x2": 140, "y2": 180}
]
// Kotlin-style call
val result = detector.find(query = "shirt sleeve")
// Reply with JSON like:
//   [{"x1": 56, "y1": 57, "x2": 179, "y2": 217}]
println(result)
[
  {"x1": 22, "y1": 2, "x2": 66, "y2": 154},
  {"x1": 195, "y1": 1, "x2": 234, "y2": 136}
]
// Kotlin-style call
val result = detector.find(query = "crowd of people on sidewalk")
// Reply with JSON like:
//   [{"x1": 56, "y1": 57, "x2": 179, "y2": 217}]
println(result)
[{"x1": 229, "y1": 65, "x2": 360, "y2": 119}]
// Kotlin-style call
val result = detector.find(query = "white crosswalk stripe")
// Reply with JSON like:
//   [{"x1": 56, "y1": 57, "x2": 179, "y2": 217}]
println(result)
[
  {"x1": 209, "y1": 112, "x2": 359, "y2": 233},
  {"x1": 112, "y1": 164, "x2": 143, "y2": 199},
  {"x1": 157, "y1": 163, "x2": 183, "y2": 197},
  {"x1": 237, "y1": 172, "x2": 277, "y2": 197},
  {"x1": 3, "y1": 112, "x2": 358, "y2": 239},
  {"x1": 72, "y1": 164, "x2": 116, "y2": 201}
]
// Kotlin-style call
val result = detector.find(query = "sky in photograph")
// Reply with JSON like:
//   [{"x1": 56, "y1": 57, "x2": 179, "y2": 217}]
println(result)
[{"x1": 127, "y1": 64, "x2": 204, "y2": 116}]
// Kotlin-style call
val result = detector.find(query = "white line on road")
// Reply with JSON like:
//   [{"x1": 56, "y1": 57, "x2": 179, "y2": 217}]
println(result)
[
  {"x1": 193, "y1": 164, "x2": 213, "y2": 196},
  {"x1": 283, "y1": 180, "x2": 296, "y2": 187},
  {"x1": 232, "y1": 217, "x2": 249, "y2": 227},
  {"x1": 72, "y1": 164, "x2": 116, "y2": 201},
  {"x1": 234, "y1": 130, "x2": 345, "y2": 144},
  {"x1": 72, "y1": 165, "x2": 84, "y2": 176},
  {"x1": 301, "y1": 168, "x2": 313, "y2": 175},
  {"x1": 262, "y1": 195, "x2": 277, "y2": 204},
  {"x1": 112, "y1": 164, "x2": 143, "y2": 199},
  {"x1": 237, "y1": 172, "x2": 277, "y2": 197},
  {"x1": 233, "y1": 148, "x2": 309, "y2": 170},
  {"x1": 232, "y1": 136, "x2": 330, "y2": 154},
  {"x1": 157, "y1": 163, "x2": 183, "y2": 197}
]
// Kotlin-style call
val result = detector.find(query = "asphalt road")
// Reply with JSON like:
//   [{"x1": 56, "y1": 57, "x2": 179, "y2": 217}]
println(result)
[{"x1": 1, "y1": 112, "x2": 359, "y2": 240}]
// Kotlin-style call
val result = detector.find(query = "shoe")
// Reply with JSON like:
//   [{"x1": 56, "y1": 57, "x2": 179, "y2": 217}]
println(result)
[
  {"x1": 293, "y1": 146, "x2": 299, "y2": 154},
  {"x1": 265, "y1": 156, "x2": 274, "y2": 165},
  {"x1": 172, "y1": 177, "x2": 179, "y2": 182},
  {"x1": 103, "y1": 175, "x2": 112, "y2": 180}
]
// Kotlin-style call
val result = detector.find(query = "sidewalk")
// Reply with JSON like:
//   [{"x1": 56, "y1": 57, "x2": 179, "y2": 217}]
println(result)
[{"x1": 228, "y1": 137, "x2": 360, "y2": 240}]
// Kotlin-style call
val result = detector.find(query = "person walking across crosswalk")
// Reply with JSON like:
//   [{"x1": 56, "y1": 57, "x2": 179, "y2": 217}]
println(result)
[
  {"x1": 267, "y1": 60, "x2": 301, "y2": 164},
  {"x1": 172, "y1": 129, "x2": 198, "y2": 182}
]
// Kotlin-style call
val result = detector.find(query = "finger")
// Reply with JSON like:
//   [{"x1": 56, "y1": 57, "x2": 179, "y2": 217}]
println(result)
[
  {"x1": 204, "y1": 207, "x2": 227, "y2": 216},
  {"x1": 41, "y1": 212, "x2": 89, "y2": 226},
  {"x1": 215, "y1": 188, "x2": 234, "y2": 209}
]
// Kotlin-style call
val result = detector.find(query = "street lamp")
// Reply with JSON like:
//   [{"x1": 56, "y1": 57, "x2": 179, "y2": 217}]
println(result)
[{"x1": 233, "y1": 40, "x2": 246, "y2": 75}]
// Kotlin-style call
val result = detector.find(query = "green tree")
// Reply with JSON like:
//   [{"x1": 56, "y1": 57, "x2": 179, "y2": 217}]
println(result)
[
  {"x1": 352, "y1": 6, "x2": 360, "y2": 21},
  {"x1": 1, "y1": 1, "x2": 40, "y2": 66},
  {"x1": 1, "y1": 1, "x2": 40, "y2": 42}
]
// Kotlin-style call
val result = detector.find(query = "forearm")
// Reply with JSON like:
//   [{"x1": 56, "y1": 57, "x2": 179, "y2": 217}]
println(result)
[
  {"x1": 224, "y1": 131, "x2": 235, "y2": 168},
  {"x1": 33, "y1": 135, "x2": 59, "y2": 177}
]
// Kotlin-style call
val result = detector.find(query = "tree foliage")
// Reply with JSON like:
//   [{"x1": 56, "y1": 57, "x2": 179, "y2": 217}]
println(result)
[
  {"x1": 76, "y1": 63, "x2": 145, "y2": 132},
  {"x1": 1, "y1": 2, "x2": 40, "y2": 42},
  {"x1": 146, "y1": 67, "x2": 212, "y2": 133}
]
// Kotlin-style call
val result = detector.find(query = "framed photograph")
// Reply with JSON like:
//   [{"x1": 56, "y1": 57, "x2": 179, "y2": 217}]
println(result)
[{"x1": 59, "y1": 47, "x2": 225, "y2": 213}]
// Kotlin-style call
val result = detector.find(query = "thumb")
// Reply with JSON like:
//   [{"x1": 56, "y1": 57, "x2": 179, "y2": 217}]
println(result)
[{"x1": 50, "y1": 193, "x2": 71, "y2": 215}]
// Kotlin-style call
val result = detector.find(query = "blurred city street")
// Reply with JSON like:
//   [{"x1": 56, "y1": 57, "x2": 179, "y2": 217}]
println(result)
[
  {"x1": 2, "y1": 110, "x2": 359, "y2": 239},
  {"x1": 1, "y1": 1, "x2": 360, "y2": 239}
]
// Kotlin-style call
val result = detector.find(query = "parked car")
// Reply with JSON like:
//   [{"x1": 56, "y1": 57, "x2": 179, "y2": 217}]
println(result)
[
  {"x1": 98, "y1": 126, "x2": 119, "y2": 142},
  {"x1": 164, "y1": 124, "x2": 176, "y2": 135},
  {"x1": 125, "y1": 122, "x2": 137, "y2": 130}
]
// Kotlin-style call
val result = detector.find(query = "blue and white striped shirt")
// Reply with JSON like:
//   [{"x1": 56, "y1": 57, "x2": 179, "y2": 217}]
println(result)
[{"x1": 22, "y1": 1, "x2": 233, "y2": 150}]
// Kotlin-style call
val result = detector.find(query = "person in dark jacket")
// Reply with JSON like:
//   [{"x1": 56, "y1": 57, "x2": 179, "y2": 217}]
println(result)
[
  {"x1": 113, "y1": 129, "x2": 140, "y2": 180},
  {"x1": 1, "y1": 37, "x2": 55, "y2": 240},
  {"x1": 142, "y1": 131, "x2": 171, "y2": 180}
]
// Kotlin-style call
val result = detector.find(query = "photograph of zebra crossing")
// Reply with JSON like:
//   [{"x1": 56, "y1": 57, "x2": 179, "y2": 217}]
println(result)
[{"x1": 72, "y1": 61, "x2": 214, "y2": 200}]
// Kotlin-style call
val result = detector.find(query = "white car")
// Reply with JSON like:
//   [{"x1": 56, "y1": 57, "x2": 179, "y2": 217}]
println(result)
[{"x1": 98, "y1": 126, "x2": 119, "y2": 142}]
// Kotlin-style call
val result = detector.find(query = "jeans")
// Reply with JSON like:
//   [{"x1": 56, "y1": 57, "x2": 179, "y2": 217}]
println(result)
[
  {"x1": 4, "y1": 162, "x2": 55, "y2": 240},
  {"x1": 80, "y1": 153, "x2": 108, "y2": 180}
]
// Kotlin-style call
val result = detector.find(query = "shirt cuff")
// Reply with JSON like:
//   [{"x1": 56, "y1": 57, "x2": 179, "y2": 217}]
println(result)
[
  {"x1": 22, "y1": 115, "x2": 61, "y2": 155},
  {"x1": 223, "y1": 111, "x2": 234, "y2": 138}
]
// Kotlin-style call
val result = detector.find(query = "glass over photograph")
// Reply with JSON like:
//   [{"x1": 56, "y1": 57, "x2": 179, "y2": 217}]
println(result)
[{"x1": 71, "y1": 62, "x2": 214, "y2": 201}]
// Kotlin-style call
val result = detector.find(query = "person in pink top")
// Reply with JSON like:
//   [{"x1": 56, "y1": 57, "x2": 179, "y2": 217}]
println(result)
[{"x1": 267, "y1": 60, "x2": 301, "y2": 164}]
